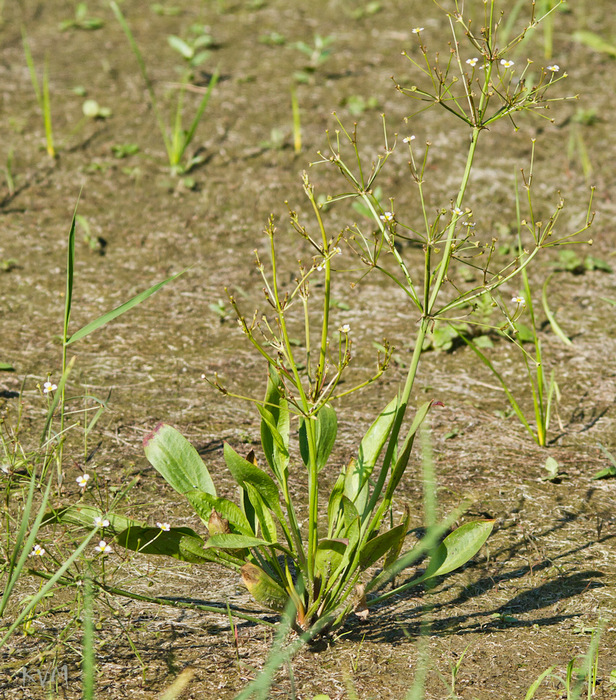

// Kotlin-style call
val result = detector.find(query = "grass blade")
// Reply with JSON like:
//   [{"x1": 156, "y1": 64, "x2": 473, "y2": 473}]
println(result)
[
  {"x1": 109, "y1": 0, "x2": 170, "y2": 155},
  {"x1": 542, "y1": 273, "x2": 572, "y2": 345},
  {"x1": 183, "y1": 69, "x2": 219, "y2": 157},
  {"x1": 65, "y1": 270, "x2": 185, "y2": 345}
]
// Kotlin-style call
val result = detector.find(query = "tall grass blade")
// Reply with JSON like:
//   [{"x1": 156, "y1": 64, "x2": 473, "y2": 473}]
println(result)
[
  {"x1": 183, "y1": 69, "x2": 219, "y2": 155},
  {"x1": 82, "y1": 577, "x2": 96, "y2": 700},
  {"x1": 542, "y1": 274, "x2": 572, "y2": 345},
  {"x1": 65, "y1": 270, "x2": 185, "y2": 345},
  {"x1": 109, "y1": 0, "x2": 170, "y2": 154}
]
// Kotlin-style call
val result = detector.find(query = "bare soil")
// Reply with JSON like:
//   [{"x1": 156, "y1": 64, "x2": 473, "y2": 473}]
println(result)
[{"x1": 1, "y1": 1, "x2": 616, "y2": 698}]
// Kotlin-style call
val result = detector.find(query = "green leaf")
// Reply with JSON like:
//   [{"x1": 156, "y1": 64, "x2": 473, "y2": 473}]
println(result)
[
  {"x1": 223, "y1": 443, "x2": 282, "y2": 518},
  {"x1": 384, "y1": 401, "x2": 432, "y2": 500},
  {"x1": 384, "y1": 505, "x2": 410, "y2": 571},
  {"x1": 243, "y1": 482, "x2": 277, "y2": 544},
  {"x1": 523, "y1": 666, "x2": 557, "y2": 700},
  {"x1": 299, "y1": 404, "x2": 337, "y2": 472},
  {"x1": 205, "y1": 533, "x2": 273, "y2": 550},
  {"x1": 591, "y1": 465, "x2": 616, "y2": 480},
  {"x1": 345, "y1": 396, "x2": 397, "y2": 513},
  {"x1": 359, "y1": 523, "x2": 406, "y2": 571},
  {"x1": 186, "y1": 491, "x2": 253, "y2": 534},
  {"x1": 168, "y1": 35, "x2": 194, "y2": 59},
  {"x1": 259, "y1": 369, "x2": 290, "y2": 483},
  {"x1": 315, "y1": 538, "x2": 347, "y2": 578},
  {"x1": 65, "y1": 270, "x2": 185, "y2": 345},
  {"x1": 42, "y1": 504, "x2": 138, "y2": 534},
  {"x1": 0, "y1": 362, "x2": 14, "y2": 371},
  {"x1": 327, "y1": 471, "x2": 346, "y2": 536},
  {"x1": 542, "y1": 274, "x2": 572, "y2": 346},
  {"x1": 422, "y1": 520, "x2": 494, "y2": 582},
  {"x1": 115, "y1": 526, "x2": 218, "y2": 564},
  {"x1": 144, "y1": 423, "x2": 217, "y2": 497}
]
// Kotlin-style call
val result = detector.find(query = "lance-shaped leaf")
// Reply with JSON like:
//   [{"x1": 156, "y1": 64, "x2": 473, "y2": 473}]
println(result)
[
  {"x1": 315, "y1": 538, "x2": 348, "y2": 579},
  {"x1": 359, "y1": 522, "x2": 407, "y2": 571},
  {"x1": 345, "y1": 396, "x2": 397, "y2": 513},
  {"x1": 327, "y1": 471, "x2": 346, "y2": 537},
  {"x1": 187, "y1": 491, "x2": 253, "y2": 535},
  {"x1": 205, "y1": 533, "x2": 277, "y2": 550},
  {"x1": 66, "y1": 271, "x2": 185, "y2": 345},
  {"x1": 115, "y1": 526, "x2": 223, "y2": 565},
  {"x1": 244, "y1": 482, "x2": 278, "y2": 544},
  {"x1": 384, "y1": 505, "x2": 410, "y2": 571},
  {"x1": 421, "y1": 520, "x2": 494, "y2": 582},
  {"x1": 223, "y1": 443, "x2": 283, "y2": 519},
  {"x1": 144, "y1": 423, "x2": 216, "y2": 497},
  {"x1": 43, "y1": 504, "x2": 139, "y2": 535},
  {"x1": 258, "y1": 369, "x2": 290, "y2": 483},
  {"x1": 241, "y1": 562, "x2": 288, "y2": 611},
  {"x1": 384, "y1": 401, "x2": 432, "y2": 500},
  {"x1": 370, "y1": 519, "x2": 494, "y2": 601},
  {"x1": 299, "y1": 404, "x2": 337, "y2": 472}
]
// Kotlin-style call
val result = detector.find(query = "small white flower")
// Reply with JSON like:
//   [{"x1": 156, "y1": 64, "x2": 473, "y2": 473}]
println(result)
[
  {"x1": 94, "y1": 540, "x2": 112, "y2": 556},
  {"x1": 43, "y1": 381, "x2": 57, "y2": 394},
  {"x1": 339, "y1": 324, "x2": 351, "y2": 334},
  {"x1": 380, "y1": 211, "x2": 394, "y2": 222},
  {"x1": 412, "y1": 27, "x2": 424, "y2": 34},
  {"x1": 316, "y1": 263, "x2": 324, "y2": 271},
  {"x1": 76, "y1": 474, "x2": 90, "y2": 489},
  {"x1": 547, "y1": 64, "x2": 560, "y2": 72},
  {"x1": 466, "y1": 57, "x2": 479, "y2": 67},
  {"x1": 157, "y1": 522, "x2": 171, "y2": 531},
  {"x1": 512, "y1": 295, "x2": 526, "y2": 307},
  {"x1": 94, "y1": 516, "x2": 110, "y2": 528},
  {"x1": 500, "y1": 59, "x2": 515, "y2": 69},
  {"x1": 30, "y1": 544, "x2": 46, "y2": 557},
  {"x1": 332, "y1": 246, "x2": 342, "y2": 255},
  {"x1": 453, "y1": 206, "x2": 464, "y2": 217},
  {"x1": 403, "y1": 135, "x2": 416, "y2": 143},
  {"x1": 462, "y1": 221, "x2": 476, "y2": 228}
]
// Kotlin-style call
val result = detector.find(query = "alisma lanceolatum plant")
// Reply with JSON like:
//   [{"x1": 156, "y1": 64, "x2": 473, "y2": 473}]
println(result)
[{"x1": 48, "y1": 0, "x2": 593, "y2": 637}]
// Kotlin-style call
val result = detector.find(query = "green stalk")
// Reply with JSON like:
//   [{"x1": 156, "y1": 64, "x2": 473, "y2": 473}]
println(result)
[
  {"x1": 291, "y1": 86, "x2": 301, "y2": 154},
  {"x1": 42, "y1": 61, "x2": 55, "y2": 158},
  {"x1": 266, "y1": 227, "x2": 318, "y2": 583}
]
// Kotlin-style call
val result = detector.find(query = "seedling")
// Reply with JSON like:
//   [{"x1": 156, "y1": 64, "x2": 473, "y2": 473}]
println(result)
[
  {"x1": 591, "y1": 443, "x2": 616, "y2": 480},
  {"x1": 292, "y1": 34, "x2": 335, "y2": 83},
  {"x1": 59, "y1": 3, "x2": 104, "y2": 31},
  {"x1": 82, "y1": 99, "x2": 112, "y2": 119},
  {"x1": 111, "y1": 2, "x2": 219, "y2": 174},
  {"x1": 168, "y1": 25, "x2": 215, "y2": 78}
]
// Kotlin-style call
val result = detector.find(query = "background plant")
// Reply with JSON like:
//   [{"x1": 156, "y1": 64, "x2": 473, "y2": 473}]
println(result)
[{"x1": 110, "y1": 1, "x2": 219, "y2": 175}]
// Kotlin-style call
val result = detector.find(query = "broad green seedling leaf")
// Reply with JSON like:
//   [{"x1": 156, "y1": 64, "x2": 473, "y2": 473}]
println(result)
[{"x1": 144, "y1": 423, "x2": 216, "y2": 497}]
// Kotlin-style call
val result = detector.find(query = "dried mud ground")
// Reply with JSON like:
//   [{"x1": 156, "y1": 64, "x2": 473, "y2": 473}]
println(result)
[{"x1": 1, "y1": 0, "x2": 616, "y2": 698}]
